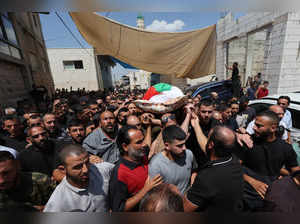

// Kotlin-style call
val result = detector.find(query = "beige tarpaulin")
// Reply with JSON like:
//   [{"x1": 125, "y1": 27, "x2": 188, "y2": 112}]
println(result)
[{"x1": 70, "y1": 12, "x2": 216, "y2": 79}]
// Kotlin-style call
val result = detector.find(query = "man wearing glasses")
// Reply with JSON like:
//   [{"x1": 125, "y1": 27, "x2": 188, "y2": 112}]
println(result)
[{"x1": 18, "y1": 126, "x2": 59, "y2": 177}]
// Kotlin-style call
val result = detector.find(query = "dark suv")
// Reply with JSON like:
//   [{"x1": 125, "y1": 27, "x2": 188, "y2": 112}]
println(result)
[{"x1": 190, "y1": 80, "x2": 233, "y2": 101}]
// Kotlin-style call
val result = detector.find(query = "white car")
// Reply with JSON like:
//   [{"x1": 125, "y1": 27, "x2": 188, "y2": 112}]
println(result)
[
  {"x1": 248, "y1": 93, "x2": 300, "y2": 163},
  {"x1": 248, "y1": 93, "x2": 300, "y2": 142}
]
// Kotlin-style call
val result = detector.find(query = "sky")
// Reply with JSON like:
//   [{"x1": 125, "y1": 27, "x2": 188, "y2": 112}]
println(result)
[{"x1": 40, "y1": 12, "x2": 244, "y2": 80}]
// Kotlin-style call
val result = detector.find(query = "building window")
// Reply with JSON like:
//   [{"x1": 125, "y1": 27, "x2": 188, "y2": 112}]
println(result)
[
  {"x1": 63, "y1": 60, "x2": 84, "y2": 70},
  {"x1": 0, "y1": 13, "x2": 22, "y2": 59}
]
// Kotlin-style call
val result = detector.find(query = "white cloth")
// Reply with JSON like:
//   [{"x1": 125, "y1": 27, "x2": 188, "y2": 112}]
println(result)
[
  {"x1": 246, "y1": 120, "x2": 288, "y2": 140},
  {"x1": 282, "y1": 110, "x2": 292, "y2": 130},
  {"x1": 0, "y1": 145, "x2": 18, "y2": 159},
  {"x1": 44, "y1": 162, "x2": 114, "y2": 212}
]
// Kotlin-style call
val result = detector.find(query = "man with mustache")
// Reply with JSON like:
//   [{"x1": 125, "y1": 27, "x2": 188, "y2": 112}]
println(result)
[
  {"x1": 149, "y1": 125, "x2": 197, "y2": 194},
  {"x1": 44, "y1": 144, "x2": 114, "y2": 212},
  {"x1": 83, "y1": 111, "x2": 119, "y2": 164},
  {"x1": 109, "y1": 125, "x2": 163, "y2": 212},
  {"x1": 18, "y1": 126, "x2": 59, "y2": 177}
]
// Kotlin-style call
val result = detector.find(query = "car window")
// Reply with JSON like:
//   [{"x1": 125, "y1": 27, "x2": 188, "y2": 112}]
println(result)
[
  {"x1": 211, "y1": 85, "x2": 224, "y2": 93},
  {"x1": 289, "y1": 108, "x2": 300, "y2": 129},
  {"x1": 249, "y1": 103, "x2": 271, "y2": 114}
]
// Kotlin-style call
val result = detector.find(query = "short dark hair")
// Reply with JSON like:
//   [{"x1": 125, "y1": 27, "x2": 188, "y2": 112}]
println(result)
[
  {"x1": 278, "y1": 96, "x2": 290, "y2": 105},
  {"x1": 162, "y1": 125, "x2": 186, "y2": 144},
  {"x1": 263, "y1": 81, "x2": 269, "y2": 84},
  {"x1": 257, "y1": 110, "x2": 279, "y2": 126},
  {"x1": 209, "y1": 126, "x2": 236, "y2": 158},
  {"x1": 116, "y1": 125, "x2": 139, "y2": 155},
  {"x1": 197, "y1": 99, "x2": 213, "y2": 108},
  {"x1": 0, "y1": 151, "x2": 15, "y2": 162},
  {"x1": 67, "y1": 119, "x2": 85, "y2": 129},
  {"x1": 139, "y1": 184, "x2": 184, "y2": 212},
  {"x1": 216, "y1": 103, "x2": 230, "y2": 112},
  {"x1": 88, "y1": 100, "x2": 98, "y2": 106},
  {"x1": 2, "y1": 115, "x2": 20, "y2": 124},
  {"x1": 58, "y1": 144, "x2": 87, "y2": 166}
]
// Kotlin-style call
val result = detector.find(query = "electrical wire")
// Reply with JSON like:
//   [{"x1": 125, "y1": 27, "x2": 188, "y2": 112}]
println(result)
[{"x1": 55, "y1": 12, "x2": 93, "y2": 56}]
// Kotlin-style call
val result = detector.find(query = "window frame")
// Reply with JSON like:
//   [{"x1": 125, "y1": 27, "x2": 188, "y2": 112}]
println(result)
[
  {"x1": 63, "y1": 60, "x2": 84, "y2": 70},
  {"x1": 0, "y1": 13, "x2": 22, "y2": 59}
]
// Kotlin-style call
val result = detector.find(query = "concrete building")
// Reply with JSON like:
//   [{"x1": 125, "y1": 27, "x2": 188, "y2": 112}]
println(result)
[
  {"x1": 47, "y1": 48, "x2": 105, "y2": 91},
  {"x1": 0, "y1": 12, "x2": 54, "y2": 106},
  {"x1": 216, "y1": 12, "x2": 300, "y2": 94},
  {"x1": 125, "y1": 70, "x2": 151, "y2": 90}
]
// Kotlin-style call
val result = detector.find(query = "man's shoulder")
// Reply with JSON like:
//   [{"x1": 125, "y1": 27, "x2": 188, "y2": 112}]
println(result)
[
  {"x1": 28, "y1": 172, "x2": 55, "y2": 187},
  {"x1": 93, "y1": 162, "x2": 115, "y2": 173},
  {"x1": 83, "y1": 128, "x2": 104, "y2": 143}
]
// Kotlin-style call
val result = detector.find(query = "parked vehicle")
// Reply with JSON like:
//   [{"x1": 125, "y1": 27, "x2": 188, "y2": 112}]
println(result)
[
  {"x1": 190, "y1": 80, "x2": 233, "y2": 101},
  {"x1": 248, "y1": 93, "x2": 300, "y2": 144}
]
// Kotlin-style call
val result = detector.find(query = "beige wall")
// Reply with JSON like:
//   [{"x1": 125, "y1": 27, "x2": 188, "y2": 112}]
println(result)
[{"x1": 47, "y1": 48, "x2": 101, "y2": 91}]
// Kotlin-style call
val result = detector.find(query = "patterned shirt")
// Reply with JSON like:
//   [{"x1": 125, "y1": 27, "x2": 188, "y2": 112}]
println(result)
[{"x1": 0, "y1": 172, "x2": 56, "y2": 211}]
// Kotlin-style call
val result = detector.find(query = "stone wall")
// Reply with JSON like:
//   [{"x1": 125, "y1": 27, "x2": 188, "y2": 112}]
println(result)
[
  {"x1": 216, "y1": 12, "x2": 300, "y2": 94},
  {"x1": 0, "y1": 13, "x2": 55, "y2": 107}
]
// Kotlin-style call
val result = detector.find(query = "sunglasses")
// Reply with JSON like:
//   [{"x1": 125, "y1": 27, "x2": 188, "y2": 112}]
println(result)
[
  {"x1": 31, "y1": 132, "x2": 47, "y2": 139},
  {"x1": 161, "y1": 114, "x2": 176, "y2": 124}
]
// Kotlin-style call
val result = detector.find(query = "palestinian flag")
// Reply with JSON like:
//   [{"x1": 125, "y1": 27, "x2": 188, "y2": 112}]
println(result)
[{"x1": 143, "y1": 83, "x2": 184, "y2": 103}]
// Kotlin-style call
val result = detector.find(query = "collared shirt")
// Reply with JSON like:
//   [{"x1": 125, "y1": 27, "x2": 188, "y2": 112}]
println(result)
[
  {"x1": 44, "y1": 162, "x2": 114, "y2": 212},
  {"x1": 282, "y1": 109, "x2": 292, "y2": 131},
  {"x1": 82, "y1": 128, "x2": 120, "y2": 164},
  {"x1": 187, "y1": 155, "x2": 244, "y2": 212},
  {"x1": 109, "y1": 157, "x2": 148, "y2": 212}
]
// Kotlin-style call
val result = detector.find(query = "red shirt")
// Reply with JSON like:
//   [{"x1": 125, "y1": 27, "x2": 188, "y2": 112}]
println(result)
[{"x1": 257, "y1": 88, "x2": 269, "y2": 99}]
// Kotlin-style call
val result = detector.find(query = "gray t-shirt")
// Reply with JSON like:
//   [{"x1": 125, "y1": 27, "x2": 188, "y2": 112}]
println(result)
[
  {"x1": 44, "y1": 162, "x2": 114, "y2": 212},
  {"x1": 82, "y1": 128, "x2": 120, "y2": 164},
  {"x1": 149, "y1": 149, "x2": 195, "y2": 194}
]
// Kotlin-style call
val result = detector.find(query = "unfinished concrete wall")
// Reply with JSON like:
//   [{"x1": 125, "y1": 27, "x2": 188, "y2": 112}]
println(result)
[{"x1": 216, "y1": 12, "x2": 297, "y2": 94}]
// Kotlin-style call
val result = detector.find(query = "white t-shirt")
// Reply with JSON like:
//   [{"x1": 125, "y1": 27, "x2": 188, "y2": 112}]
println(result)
[
  {"x1": 282, "y1": 110, "x2": 292, "y2": 131},
  {"x1": 44, "y1": 162, "x2": 114, "y2": 212}
]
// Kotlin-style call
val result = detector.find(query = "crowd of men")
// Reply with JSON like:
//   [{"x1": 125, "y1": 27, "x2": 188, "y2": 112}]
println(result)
[{"x1": 0, "y1": 87, "x2": 299, "y2": 212}]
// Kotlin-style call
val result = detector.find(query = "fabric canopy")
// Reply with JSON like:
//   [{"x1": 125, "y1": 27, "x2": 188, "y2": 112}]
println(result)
[{"x1": 70, "y1": 12, "x2": 216, "y2": 79}]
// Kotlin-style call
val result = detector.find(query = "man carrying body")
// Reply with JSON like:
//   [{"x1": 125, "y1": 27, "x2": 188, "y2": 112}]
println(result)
[
  {"x1": 184, "y1": 126, "x2": 244, "y2": 212},
  {"x1": 109, "y1": 125, "x2": 163, "y2": 211},
  {"x1": 83, "y1": 111, "x2": 119, "y2": 164},
  {"x1": 186, "y1": 100, "x2": 215, "y2": 168}
]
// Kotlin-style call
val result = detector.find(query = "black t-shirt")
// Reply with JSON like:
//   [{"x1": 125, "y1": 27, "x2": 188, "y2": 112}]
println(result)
[
  {"x1": 18, "y1": 140, "x2": 59, "y2": 177},
  {"x1": 2, "y1": 135, "x2": 27, "y2": 152},
  {"x1": 187, "y1": 155, "x2": 244, "y2": 212},
  {"x1": 234, "y1": 137, "x2": 298, "y2": 177},
  {"x1": 232, "y1": 67, "x2": 239, "y2": 82},
  {"x1": 186, "y1": 120, "x2": 214, "y2": 169}
]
